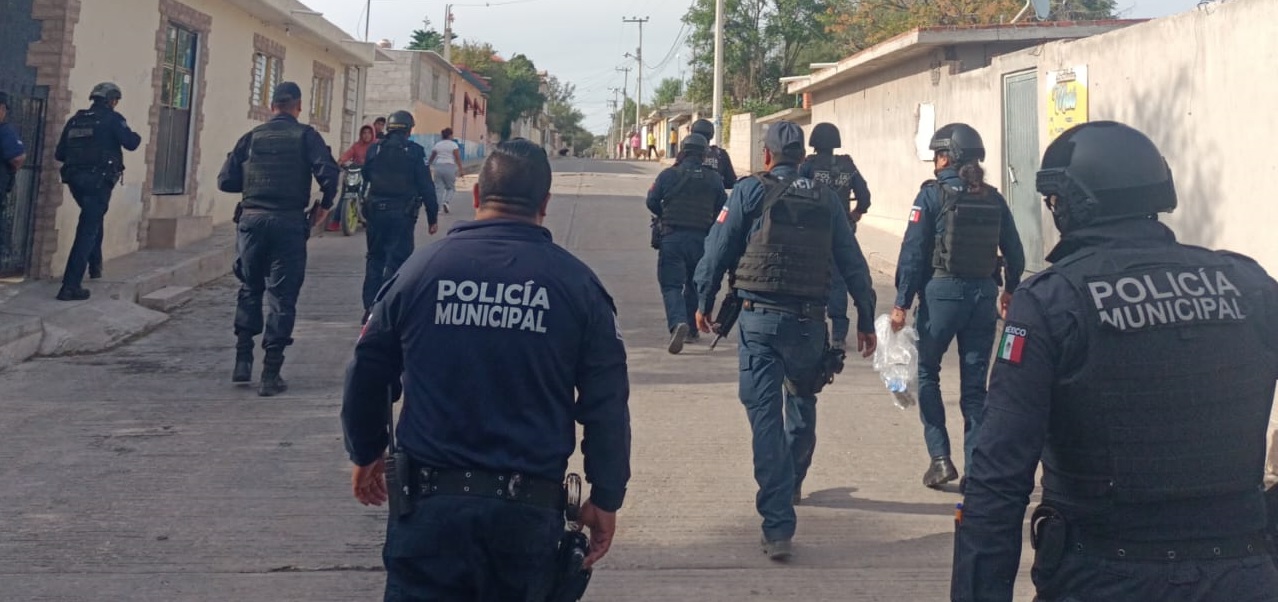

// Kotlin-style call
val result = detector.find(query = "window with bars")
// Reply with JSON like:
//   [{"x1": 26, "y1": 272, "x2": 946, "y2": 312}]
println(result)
[
  {"x1": 310, "y1": 75, "x2": 332, "y2": 125},
  {"x1": 251, "y1": 51, "x2": 283, "y2": 109},
  {"x1": 160, "y1": 25, "x2": 197, "y2": 110}
]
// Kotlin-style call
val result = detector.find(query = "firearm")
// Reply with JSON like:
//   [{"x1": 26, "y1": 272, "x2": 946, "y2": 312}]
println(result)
[
  {"x1": 384, "y1": 384, "x2": 413, "y2": 519},
  {"x1": 709, "y1": 289, "x2": 742, "y2": 350},
  {"x1": 545, "y1": 473, "x2": 592, "y2": 602}
]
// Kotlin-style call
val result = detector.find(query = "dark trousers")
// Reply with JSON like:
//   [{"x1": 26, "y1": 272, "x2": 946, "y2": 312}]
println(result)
[
  {"x1": 1032, "y1": 550, "x2": 1278, "y2": 601},
  {"x1": 60, "y1": 183, "x2": 112, "y2": 290},
  {"x1": 737, "y1": 308, "x2": 826, "y2": 541},
  {"x1": 656, "y1": 228, "x2": 706, "y2": 333},
  {"x1": 383, "y1": 495, "x2": 563, "y2": 602},
  {"x1": 915, "y1": 276, "x2": 998, "y2": 470},
  {"x1": 233, "y1": 211, "x2": 309, "y2": 352},
  {"x1": 362, "y1": 206, "x2": 416, "y2": 311}
]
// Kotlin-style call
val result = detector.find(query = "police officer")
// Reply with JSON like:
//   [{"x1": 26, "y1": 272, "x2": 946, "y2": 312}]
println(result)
[
  {"x1": 693, "y1": 120, "x2": 877, "y2": 560},
  {"x1": 360, "y1": 110, "x2": 438, "y2": 319},
  {"x1": 342, "y1": 139, "x2": 630, "y2": 599},
  {"x1": 647, "y1": 133, "x2": 727, "y2": 354},
  {"x1": 0, "y1": 92, "x2": 26, "y2": 196},
  {"x1": 952, "y1": 121, "x2": 1278, "y2": 601},
  {"x1": 800, "y1": 122, "x2": 873, "y2": 350},
  {"x1": 53, "y1": 82, "x2": 142, "y2": 301},
  {"x1": 218, "y1": 82, "x2": 339, "y2": 396},
  {"x1": 890, "y1": 123, "x2": 1025, "y2": 489},
  {"x1": 690, "y1": 118, "x2": 738, "y2": 189}
]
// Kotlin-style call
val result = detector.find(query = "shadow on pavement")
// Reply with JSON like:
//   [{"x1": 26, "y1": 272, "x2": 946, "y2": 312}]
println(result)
[{"x1": 800, "y1": 486, "x2": 960, "y2": 516}]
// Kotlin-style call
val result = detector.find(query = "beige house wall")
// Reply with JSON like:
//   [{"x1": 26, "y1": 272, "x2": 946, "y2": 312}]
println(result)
[
  {"x1": 802, "y1": 0, "x2": 1278, "y2": 476},
  {"x1": 48, "y1": 0, "x2": 364, "y2": 276}
]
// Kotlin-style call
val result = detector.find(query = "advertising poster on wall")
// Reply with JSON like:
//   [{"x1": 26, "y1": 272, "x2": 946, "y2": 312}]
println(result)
[{"x1": 1047, "y1": 65, "x2": 1088, "y2": 140}]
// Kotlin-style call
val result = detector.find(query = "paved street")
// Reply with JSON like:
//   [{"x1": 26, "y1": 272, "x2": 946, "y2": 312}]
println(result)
[{"x1": 0, "y1": 159, "x2": 1033, "y2": 601}]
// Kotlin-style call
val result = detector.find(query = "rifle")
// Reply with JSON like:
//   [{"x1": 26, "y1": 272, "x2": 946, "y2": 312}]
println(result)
[
  {"x1": 709, "y1": 289, "x2": 742, "y2": 350},
  {"x1": 545, "y1": 474, "x2": 592, "y2": 602}
]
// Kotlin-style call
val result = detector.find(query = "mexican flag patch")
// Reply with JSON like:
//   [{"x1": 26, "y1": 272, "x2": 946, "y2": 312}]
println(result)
[
  {"x1": 717, "y1": 207, "x2": 729, "y2": 223},
  {"x1": 909, "y1": 206, "x2": 922, "y2": 223},
  {"x1": 997, "y1": 324, "x2": 1027, "y2": 365}
]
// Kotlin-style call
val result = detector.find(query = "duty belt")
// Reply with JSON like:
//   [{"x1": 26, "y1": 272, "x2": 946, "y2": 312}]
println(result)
[
  {"x1": 416, "y1": 466, "x2": 565, "y2": 511},
  {"x1": 367, "y1": 199, "x2": 412, "y2": 212},
  {"x1": 1072, "y1": 530, "x2": 1272, "y2": 562},
  {"x1": 742, "y1": 299, "x2": 826, "y2": 321}
]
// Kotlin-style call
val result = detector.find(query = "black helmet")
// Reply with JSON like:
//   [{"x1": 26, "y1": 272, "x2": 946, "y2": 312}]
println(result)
[
  {"x1": 929, "y1": 123, "x2": 985, "y2": 163},
  {"x1": 90, "y1": 82, "x2": 123, "y2": 102},
  {"x1": 691, "y1": 119, "x2": 714, "y2": 140},
  {"x1": 809, "y1": 122, "x2": 841, "y2": 150},
  {"x1": 1036, "y1": 121, "x2": 1176, "y2": 234},
  {"x1": 681, "y1": 133, "x2": 708, "y2": 153},
  {"x1": 387, "y1": 110, "x2": 415, "y2": 131}
]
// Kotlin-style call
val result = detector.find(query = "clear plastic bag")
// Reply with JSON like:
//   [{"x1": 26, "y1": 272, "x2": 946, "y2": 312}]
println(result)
[{"x1": 873, "y1": 313, "x2": 918, "y2": 410}]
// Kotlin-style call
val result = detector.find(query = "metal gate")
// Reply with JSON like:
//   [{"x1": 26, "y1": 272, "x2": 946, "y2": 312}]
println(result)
[
  {"x1": 1002, "y1": 71, "x2": 1044, "y2": 272},
  {"x1": 0, "y1": 87, "x2": 46, "y2": 278}
]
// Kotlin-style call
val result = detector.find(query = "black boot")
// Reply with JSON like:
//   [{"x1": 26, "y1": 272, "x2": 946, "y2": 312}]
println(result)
[
  {"x1": 232, "y1": 352, "x2": 253, "y2": 383},
  {"x1": 923, "y1": 456, "x2": 959, "y2": 488},
  {"x1": 259, "y1": 352, "x2": 288, "y2": 397},
  {"x1": 56, "y1": 287, "x2": 91, "y2": 301}
]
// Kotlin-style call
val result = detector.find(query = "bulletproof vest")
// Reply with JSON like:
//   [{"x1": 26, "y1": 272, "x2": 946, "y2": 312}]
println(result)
[
  {"x1": 808, "y1": 154, "x2": 856, "y2": 204},
  {"x1": 734, "y1": 174, "x2": 834, "y2": 301},
  {"x1": 1042, "y1": 245, "x2": 1276, "y2": 513},
  {"x1": 62, "y1": 108, "x2": 121, "y2": 172},
  {"x1": 702, "y1": 148, "x2": 720, "y2": 172},
  {"x1": 242, "y1": 120, "x2": 312, "y2": 211},
  {"x1": 931, "y1": 183, "x2": 1002, "y2": 278},
  {"x1": 660, "y1": 163, "x2": 720, "y2": 231},
  {"x1": 367, "y1": 136, "x2": 416, "y2": 200}
]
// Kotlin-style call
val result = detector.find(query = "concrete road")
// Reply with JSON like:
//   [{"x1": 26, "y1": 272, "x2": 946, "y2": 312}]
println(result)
[{"x1": 0, "y1": 158, "x2": 1034, "y2": 601}]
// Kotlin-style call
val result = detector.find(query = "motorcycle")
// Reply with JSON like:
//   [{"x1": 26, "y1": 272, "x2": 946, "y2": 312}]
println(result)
[{"x1": 339, "y1": 164, "x2": 366, "y2": 236}]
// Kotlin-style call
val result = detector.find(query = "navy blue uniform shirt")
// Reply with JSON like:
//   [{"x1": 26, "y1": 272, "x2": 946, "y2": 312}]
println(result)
[
  {"x1": 341, "y1": 219, "x2": 632, "y2": 512},
  {"x1": 645, "y1": 157, "x2": 728, "y2": 218},
  {"x1": 799, "y1": 153, "x2": 872, "y2": 215},
  {"x1": 364, "y1": 134, "x2": 439, "y2": 225},
  {"x1": 54, "y1": 103, "x2": 141, "y2": 164},
  {"x1": 0, "y1": 121, "x2": 23, "y2": 164},
  {"x1": 707, "y1": 146, "x2": 737, "y2": 189},
  {"x1": 894, "y1": 167, "x2": 1026, "y2": 309},
  {"x1": 694, "y1": 163, "x2": 878, "y2": 333},
  {"x1": 951, "y1": 219, "x2": 1278, "y2": 601},
  {"x1": 217, "y1": 113, "x2": 340, "y2": 209}
]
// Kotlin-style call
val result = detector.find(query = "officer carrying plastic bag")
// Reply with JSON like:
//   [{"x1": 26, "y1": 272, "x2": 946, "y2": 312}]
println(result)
[{"x1": 873, "y1": 314, "x2": 917, "y2": 410}]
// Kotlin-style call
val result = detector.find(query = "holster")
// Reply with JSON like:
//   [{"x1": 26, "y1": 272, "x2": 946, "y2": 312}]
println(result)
[
  {"x1": 784, "y1": 342, "x2": 845, "y2": 397},
  {"x1": 1030, "y1": 505, "x2": 1069, "y2": 581},
  {"x1": 385, "y1": 450, "x2": 415, "y2": 519},
  {"x1": 232, "y1": 202, "x2": 243, "y2": 224},
  {"x1": 649, "y1": 216, "x2": 662, "y2": 249},
  {"x1": 545, "y1": 530, "x2": 592, "y2": 602}
]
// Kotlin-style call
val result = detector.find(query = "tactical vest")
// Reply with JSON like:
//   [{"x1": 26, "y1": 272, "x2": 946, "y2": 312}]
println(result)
[
  {"x1": 734, "y1": 174, "x2": 834, "y2": 301},
  {"x1": 931, "y1": 183, "x2": 1002, "y2": 278},
  {"x1": 367, "y1": 136, "x2": 416, "y2": 200},
  {"x1": 660, "y1": 164, "x2": 720, "y2": 231},
  {"x1": 808, "y1": 154, "x2": 856, "y2": 203},
  {"x1": 242, "y1": 120, "x2": 312, "y2": 211},
  {"x1": 61, "y1": 108, "x2": 121, "y2": 172},
  {"x1": 1043, "y1": 245, "x2": 1276, "y2": 514},
  {"x1": 702, "y1": 149, "x2": 720, "y2": 172}
]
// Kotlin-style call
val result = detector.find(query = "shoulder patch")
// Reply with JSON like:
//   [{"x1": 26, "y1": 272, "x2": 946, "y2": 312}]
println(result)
[
  {"x1": 909, "y1": 206, "x2": 922, "y2": 223},
  {"x1": 996, "y1": 322, "x2": 1029, "y2": 365},
  {"x1": 717, "y1": 206, "x2": 729, "y2": 223}
]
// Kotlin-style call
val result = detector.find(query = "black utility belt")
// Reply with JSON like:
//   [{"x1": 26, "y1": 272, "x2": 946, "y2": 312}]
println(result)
[
  {"x1": 932, "y1": 269, "x2": 992, "y2": 280},
  {"x1": 1072, "y1": 530, "x2": 1272, "y2": 562},
  {"x1": 239, "y1": 206, "x2": 307, "y2": 216},
  {"x1": 366, "y1": 200, "x2": 413, "y2": 212},
  {"x1": 415, "y1": 466, "x2": 565, "y2": 511},
  {"x1": 742, "y1": 299, "x2": 826, "y2": 320}
]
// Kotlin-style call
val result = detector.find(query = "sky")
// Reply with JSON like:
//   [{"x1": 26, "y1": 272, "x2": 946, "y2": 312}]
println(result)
[{"x1": 303, "y1": 0, "x2": 1207, "y2": 136}]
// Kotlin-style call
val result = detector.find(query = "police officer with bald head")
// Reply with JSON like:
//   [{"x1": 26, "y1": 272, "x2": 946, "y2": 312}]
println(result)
[
  {"x1": 952, "y1": 121, "x2": 1278, "y2": 601},
  {"x1": 647, "y1": 133, "x2": 727, "y2": 353},
  {"x1": 219, "y1": 81, "x2": 339, "y2": 396},
  {"x1": 694, "y1": 120, "x2": 877, "y2": 560}
]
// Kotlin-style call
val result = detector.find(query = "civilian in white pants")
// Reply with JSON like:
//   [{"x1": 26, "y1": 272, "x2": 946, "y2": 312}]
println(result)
[{"x1": 429, "y1": 128, "x2": 462, "y2": 214}]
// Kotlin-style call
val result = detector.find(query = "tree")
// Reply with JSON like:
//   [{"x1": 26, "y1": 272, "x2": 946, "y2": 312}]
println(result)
[
  {"x1": 652, "y1": 77, "x2": 683, "y2": 108},
  {"x1": 545, "y1": 76, "x2": 594, "y2": 155},
  {"x1": 451, "y1": 42, "x2": 546, "y2": 139},
  {"x1": 405, "y1": 18, "x2": 456, "y2": 53}
]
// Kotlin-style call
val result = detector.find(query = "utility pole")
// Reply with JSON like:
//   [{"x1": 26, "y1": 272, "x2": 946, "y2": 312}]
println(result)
[
  {"x1": 443, "y1": 4, "x2": 454, "y2": 62},
  {"x1": 712, "y1": 0, "x2": 725, "y2": 142},
  {"x1": 364, "y1": 0, "x2": 372, "y2": 41},
  {"x1": 623, "y1": 17, "x2": 649, "y2": 140},
  {"x1": 608, "y1": 90, "x2": 621, "y2": 158},
  {"x1": 616, "y1": 65, "x2": 631, "y2": 135}
]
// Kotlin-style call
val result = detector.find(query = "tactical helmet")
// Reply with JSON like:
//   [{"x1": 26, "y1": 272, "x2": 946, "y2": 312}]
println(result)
[
  {"x1": 1036, "y1": 121, "x2": 1177, "y2": 234},
  {"x1": 89, "y1": 82, "x2": 123, "y2": 102},
  {"x1": 809, "y1": 122, "x2": 842, "y2": 150},
  {"x1": 929, "y1": 123, "x2": 985, "y2": 163},
  {"x1": 691, "y1": 119, "x2": 714, "y2": 140},
  {"x1": 680, "y1": 133, "x2": 708, "y2": 153},
  {"x1": 387, "y1": 110, "x2": 415, "y2": 131}
]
